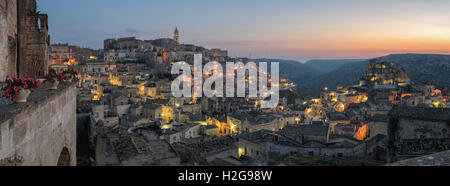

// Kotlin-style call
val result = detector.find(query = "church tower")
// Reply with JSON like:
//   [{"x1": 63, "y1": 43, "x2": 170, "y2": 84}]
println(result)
[{"x1": 174, "y1": 27, "x2": 180, "y2": 44}]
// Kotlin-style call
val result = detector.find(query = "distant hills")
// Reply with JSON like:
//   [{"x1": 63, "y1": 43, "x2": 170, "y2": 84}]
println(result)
[
  {"x1": 254, "y1": 54, "x2": 450, "y2": 97},
  {"x1": 304, "y1": 59, "x2": 366, "y2": 75}
]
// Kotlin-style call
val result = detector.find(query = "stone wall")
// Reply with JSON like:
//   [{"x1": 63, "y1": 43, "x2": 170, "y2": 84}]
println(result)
[
  {"x1": 369, "y1": 121, "x2": 388, "y2": 139},
  {"x1": 0, "y1": 83, "x2": 77, "y2": 166},
  {"x1": 0, "y1": 0, "x2": 18, "y2": 81},
  {"x1": 238, "y1": 138, "x2": 266, "y2": 158},
  {"x1": 397, "y1": 118, "x2": 449, "y2": 140},
  {"x1": 0, "y1": 0, "x2": 49, "y2": 80},
  {"x1": 17, "y1": 0, "x2": 49, "y2": 78}
]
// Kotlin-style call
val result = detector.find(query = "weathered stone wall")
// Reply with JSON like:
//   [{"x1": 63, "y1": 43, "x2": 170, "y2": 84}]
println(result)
[
  {"x1": 1, "y1": 0, "x2": 49, "y2": 80},
  {"x1": 0, "y1": 1, "x2": 6, "y2": 80},
  {"x1": 238, "y1": 138, "x2": 266, "y2": 158},
  {"x1": 0, "y1": 0, "x2": 18, "y2": 81},
  {"x1": 397, "y1": 118, "x2": 449, "y2": 140},
  {"x1": 17, "y1": 0, "x2": 49, "y2": 78},
  {"x1": 0, "y1": 84, "x2": 77, "y2": 166},
  {"x1": 369, "y1": 121, "x2": 388, "y2": 139}
]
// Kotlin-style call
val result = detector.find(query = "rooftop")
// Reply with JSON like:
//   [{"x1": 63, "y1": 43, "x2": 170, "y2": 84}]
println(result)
[
  {"x1": 370, "y1": 114, "x2": 390, "y2": 122},
  {"x1": 239, "y1": 130, "x2": 301, "y2": 147},
  {"x1": 327, "y1": 112, "x2": 349, "y2": 121},
  {"x1": 389, "y1": 150, "x2": 450, "y2": 166},
  {"x1": 389, "y1": 106, "x2": 450, "y2": 121},
  {"x1": 279, "y1": 124, "x2": 329, "y2": 138}
]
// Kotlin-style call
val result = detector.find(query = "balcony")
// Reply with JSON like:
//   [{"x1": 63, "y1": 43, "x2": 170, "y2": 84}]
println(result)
[{"x1": 0, "y1": 82, "x2": 77, "y2": 166}]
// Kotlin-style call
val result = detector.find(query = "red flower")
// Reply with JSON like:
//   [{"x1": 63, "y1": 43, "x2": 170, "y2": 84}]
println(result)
[
  {"x1": 14, "y1": 86, "x2": 20, "y2": 93},
  {"x1": 12, "y1": 97, "x2": 16, "y2": 102},
  {"x1": 24, "y1": 84, "x2": 29, "y2": 89}
]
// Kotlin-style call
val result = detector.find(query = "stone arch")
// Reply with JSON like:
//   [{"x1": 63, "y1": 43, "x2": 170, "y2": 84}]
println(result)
[{"x1": 57, "y1": 147, "x2": 71, "y2": 166}]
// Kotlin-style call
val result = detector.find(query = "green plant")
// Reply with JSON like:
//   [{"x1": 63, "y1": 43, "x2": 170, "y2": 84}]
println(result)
[{"x1": 27, "y1": 8, "x2": 42, "y2": 18}]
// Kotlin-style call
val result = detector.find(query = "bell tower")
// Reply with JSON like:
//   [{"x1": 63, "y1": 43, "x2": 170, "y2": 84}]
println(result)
[{"x1": 173, "y1": 27, "x2": 180, "y2": 44}]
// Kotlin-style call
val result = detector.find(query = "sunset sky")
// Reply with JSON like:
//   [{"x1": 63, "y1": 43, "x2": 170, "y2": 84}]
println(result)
[{"x1": 38, "y1": 0, "x2": 450, "y2": 61}]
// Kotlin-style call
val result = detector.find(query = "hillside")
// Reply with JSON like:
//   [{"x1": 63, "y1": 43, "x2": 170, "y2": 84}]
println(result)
[
  {"x1": 304, "y1": 59, "x2": 366, "y2": 75},
  {"x1": 255, "y1": 54, "x2": 450, "y2": 97},
  {"x1": 253, "y1": 58, "x2": 318, "y2": 85}
]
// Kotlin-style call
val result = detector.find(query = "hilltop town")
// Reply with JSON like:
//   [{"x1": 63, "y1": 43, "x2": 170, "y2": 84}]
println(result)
[
  {"x1": 1, "y1": 0, "x2": 449, "y2": 167},
  {"x1": 54, "y1": 28, "x2": 447, "y2": 166}
]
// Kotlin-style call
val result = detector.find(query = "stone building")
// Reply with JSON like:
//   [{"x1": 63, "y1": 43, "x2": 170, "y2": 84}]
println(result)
[
  {"x1": 172, "y1": 136, "x2": 238, "y2": 165},
  {"x1": 389, "y1": 106, "x2": 450, "y2": 140},
  {"x1": 238, "y1": 130, "x2": 301, "y2": 159},
  {"x1": 0, "y1": 0, "x2": 49, "y2": 81},
  {"x1": 49, "y1": 44, "x2": 98, "y2": 65},
  {"x1": 368, "y1": 114, "x2": 390, "y2": 140},
  {"x1": 326, "y1": 112, "x2": 350, "y2": 134},
  {"x1": 173, "y1": 27, "x2": 179, "y2": 44},
  {"x1": 49, "y1": 44, "x2": 75, "y2": 65},
  {"x1": 1, "y1": 0, "x2": 76, "y2": 166},
  {"x1": 389, "y1": 106, "x2": 450, "y2": 157},
  {"x1": 0, "y1": 0, "x2": 18, "y2": 81},
  {"x1": 360, "y1": 59, "x2": 411, "y2": 87},
  {"x1": 104, "y1": 37, "x2": 151, "y2": 51},
  {"x1": 93, "y1": 125, "x2": 180, "y2": 166},
  {"x1": 279, "y1": 124, "x2": 330, "y2": 144}
]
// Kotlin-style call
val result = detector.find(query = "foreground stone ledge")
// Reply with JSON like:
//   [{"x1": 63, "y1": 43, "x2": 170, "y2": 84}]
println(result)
[
  {"x1": 0, "y1": 82, "x2": 75, "y2": 122},
  {"x1": 0, "y1": 82, "x2": 77, "y2": 166}
]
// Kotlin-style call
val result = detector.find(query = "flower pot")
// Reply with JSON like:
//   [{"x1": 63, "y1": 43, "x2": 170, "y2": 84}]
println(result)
[
  {"x1": 49, "y1": 81, "x2": 59, "y2": 90},
  {"x1": 15, "y1": 88, "x2": 31, "y2": 103},
  {"x1": 65, "y1": 76, "x2": 73, "y2": 83}
]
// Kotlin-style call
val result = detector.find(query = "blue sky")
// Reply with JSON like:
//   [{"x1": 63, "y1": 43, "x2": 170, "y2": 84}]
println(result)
[{"x1": 38, "y1": 0, "x2": 450, "y2": 60}]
